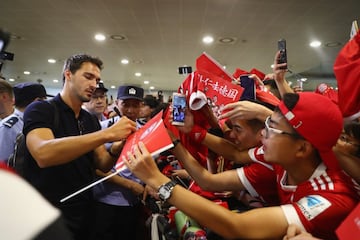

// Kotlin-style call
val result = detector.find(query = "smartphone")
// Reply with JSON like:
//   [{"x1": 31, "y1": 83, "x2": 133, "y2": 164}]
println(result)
[
  {"x1": 277, "y1": 39, "x2": 287, "y2": 70},
  {"x1": 239, "y1": 75, "x2": 256, "y2": 101},
  {"x1": 172, "y1": 93, "x2": 186, "y2": 125}
]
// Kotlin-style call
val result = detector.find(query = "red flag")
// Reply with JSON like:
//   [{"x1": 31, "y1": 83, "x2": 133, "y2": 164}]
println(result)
[
  {"x1": 114, "y1": 111, "x2": 173, "y2": 172},
  {"x1": 196, "y1": 52, "x2": 233, "y2": 82},
  {"x1": 232, "y1": 68, "x2": 249, "y2": 79},
  {"x1": 195, "y1": 70, "x2": 244, "y2": 109},
  {"x1": 336, "y1": 203, "x2": 360, "y2": 240},
  {"x1": 333, "y1": 31, "x2": 360, "y2": 120},
  {"x1": 249, "y1": 68, "x2": 265, "y2": 80}
]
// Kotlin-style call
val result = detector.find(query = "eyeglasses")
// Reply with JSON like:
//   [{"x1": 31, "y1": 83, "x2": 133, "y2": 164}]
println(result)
[
  {"x1": 339, "y1": 133, "x2": 360, "y2": 147},
  {"x1": 264, "y1": 116, "x2": 301, "y2": 139}
]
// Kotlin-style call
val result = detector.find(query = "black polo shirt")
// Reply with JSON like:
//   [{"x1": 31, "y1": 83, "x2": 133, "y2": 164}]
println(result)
[{"x1": 23, "y1": 94, "x2": 100, "y2": 207}]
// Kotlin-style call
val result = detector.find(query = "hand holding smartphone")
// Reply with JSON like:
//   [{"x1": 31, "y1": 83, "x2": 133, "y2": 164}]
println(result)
[
  {"x1": 172, "y1": 93, "x2": 186, "y2": 126},
  {"x1": 277, "y1": 39, "x2": 287, "y2": 70}
]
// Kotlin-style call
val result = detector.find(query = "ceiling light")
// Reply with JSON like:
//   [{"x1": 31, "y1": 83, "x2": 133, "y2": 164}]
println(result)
[
  {"x1": 135, "y1": 72, "x2": 142, "y2": 77},
  {"x1": 150, "y1": 86, "x2": 155, "y2": 90},
  {"x1": 111, "y1": 85, "x2": 116, "y2": 89},
  {"x1": 9, "y1": 78, "x2": 15, "y2": 82},
  {"x1": 270, "y1": 64, "x2": 274, "y2": 69},
  {"x1": 24, "y1": 71, "x2": 30, "y2": 75},
  {"x1": 310, "y1": 40, "x2": 321, "y2": 48},
  {"x1": 144, "y1": 80, "x2": 149, "y2": 84},
  {"x1": 48, "y1": 58, "x2": 56, "y2": 63},
  {"x1": 53, "y1": 79, "x2": 59, "y2": 83},
  {"x1": 94, "y1": 34, "x2": 106, "y2": 41},
  {"x1": 121, "y1": 59, "x2": 129, "y2": 64},
  {"x1": 202, "y1": 36, "x2": 214, "y2": 44}
]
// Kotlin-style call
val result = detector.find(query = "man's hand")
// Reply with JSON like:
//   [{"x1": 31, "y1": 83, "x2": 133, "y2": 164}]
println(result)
[
  {"x1": 169, "y1": 106, "x2": 194, "y2": 134},
  {"x1": 106, "y1": 116, "x2": 136, "y2": 142}
]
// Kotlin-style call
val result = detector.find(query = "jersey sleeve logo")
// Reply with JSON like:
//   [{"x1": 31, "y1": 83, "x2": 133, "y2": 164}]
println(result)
[{"x1": 296, "y1": 195, "x2": 331, "y2": 221}]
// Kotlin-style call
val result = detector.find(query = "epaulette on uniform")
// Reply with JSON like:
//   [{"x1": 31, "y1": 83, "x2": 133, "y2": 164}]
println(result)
[{"x1": 3, "y1": 116, "x2": 19, "y2": 128}]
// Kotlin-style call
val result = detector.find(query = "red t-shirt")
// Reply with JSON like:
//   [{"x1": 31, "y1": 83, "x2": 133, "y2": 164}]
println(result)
[{"x1": 237, "y1": 146, "x2": 359, "y2": 239}]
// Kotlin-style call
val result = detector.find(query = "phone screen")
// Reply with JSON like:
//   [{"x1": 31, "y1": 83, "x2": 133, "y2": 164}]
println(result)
[
  {"x1": 277, "y1": 39, "x2": 287, "y2": 69},
  {"x1": 239, "y1": 75, "x2": 256, "y2": 101},
  {"x1": 172, "y1": 93, "x2": 186, "y2": 125}
]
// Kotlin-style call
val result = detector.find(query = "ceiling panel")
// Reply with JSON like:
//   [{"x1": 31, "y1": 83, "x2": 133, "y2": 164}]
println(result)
[{"x1": 0, "y1": 0, "x2": 359, "y2": 92}]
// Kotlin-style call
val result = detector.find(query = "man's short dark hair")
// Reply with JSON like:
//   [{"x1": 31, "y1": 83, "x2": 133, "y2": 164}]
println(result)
[
  {"x1": 0, "y1": 79, "x2": 13, "y2": 98},
  {"x1": 62, "y1": 54, "x2": 103, "y2": 82}
]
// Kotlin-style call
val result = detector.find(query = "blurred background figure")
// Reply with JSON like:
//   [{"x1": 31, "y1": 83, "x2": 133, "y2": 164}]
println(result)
[
  {"x1": 138, "y1": 94, "x2": 159, "y2": 124},
  {"x1": 0, "y1": 79, "x2": 14, "y2": 120},
  {"x1": 83, "y1": 81, "x2": 108, "y2": 121},
  {"x1": 0, "y1": 82, "x2": 49, "y2": 163}
]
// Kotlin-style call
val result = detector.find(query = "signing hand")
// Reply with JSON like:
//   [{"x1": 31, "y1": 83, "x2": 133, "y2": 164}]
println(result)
[{"x1": 106, "y1": 116, "x2": 136, "y2": 142}]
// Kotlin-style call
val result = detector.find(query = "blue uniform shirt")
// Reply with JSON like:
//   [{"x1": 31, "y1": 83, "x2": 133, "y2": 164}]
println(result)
[
  {"x1": 0, "y1": 109, "x2": 23, "y2": 163},
  {"x1": 93, "y1": 116, "x2": 145, "y2": 206}
]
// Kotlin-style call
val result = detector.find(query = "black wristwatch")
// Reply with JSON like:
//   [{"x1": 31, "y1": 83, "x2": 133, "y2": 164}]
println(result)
[{"x1": 158, "y1": 181, "x2": 177, "y2": 202}]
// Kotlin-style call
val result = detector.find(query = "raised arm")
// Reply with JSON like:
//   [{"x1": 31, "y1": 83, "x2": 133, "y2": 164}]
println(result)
[
  {"x1": 124, "y1": 142, "x2": 289, "y2": 239},
  {"x1": 219, "y1": 100, "x2": 272, "y2": 122},
  {"x1": 169, "y1": 134, "x2": 243, "y2": 192},
  {"x1": 26, "y1": 116, "x2": 136, "y2": 168},
  {"x1": 202, "y1": 132, "x2": 253, "y2": 165},
  {"x1": 273, "y1": 51, "x2": 294, "y2": 98}
]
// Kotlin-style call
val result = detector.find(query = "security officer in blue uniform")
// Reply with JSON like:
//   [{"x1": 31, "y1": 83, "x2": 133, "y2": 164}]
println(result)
[{"x1": 0, "y1": 82, "x2": 49, "y2": 163}]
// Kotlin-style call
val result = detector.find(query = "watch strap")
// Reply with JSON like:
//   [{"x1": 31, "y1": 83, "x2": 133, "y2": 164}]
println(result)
[{"x1": 158, "y1": 180, "x2": 177, "y2": 202}]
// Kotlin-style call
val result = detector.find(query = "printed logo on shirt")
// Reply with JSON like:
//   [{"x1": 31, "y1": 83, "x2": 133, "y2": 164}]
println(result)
[{"x1": 296, "y1": 195, "x2": 331, "y2": 221}]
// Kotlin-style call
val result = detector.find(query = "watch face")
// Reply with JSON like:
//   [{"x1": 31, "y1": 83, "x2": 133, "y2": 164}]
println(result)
[{"x1": 159, "y1": 185, "x2": 171, "y2": 200}]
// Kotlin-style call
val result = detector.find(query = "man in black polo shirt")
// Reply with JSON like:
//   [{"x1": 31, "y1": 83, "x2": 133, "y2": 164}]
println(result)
[{"x1": 22, "y1": 54, "x2": 136, "y2": 240}]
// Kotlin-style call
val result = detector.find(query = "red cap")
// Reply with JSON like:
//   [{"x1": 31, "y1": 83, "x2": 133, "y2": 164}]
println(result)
[{"x1": 278, "y1": 92, "x2": 343, "y2": 170}]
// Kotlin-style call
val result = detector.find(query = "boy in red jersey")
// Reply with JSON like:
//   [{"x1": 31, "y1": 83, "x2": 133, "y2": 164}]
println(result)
[{"x1": 124, "y1": 92, "x2": 358, "y2": 239}]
